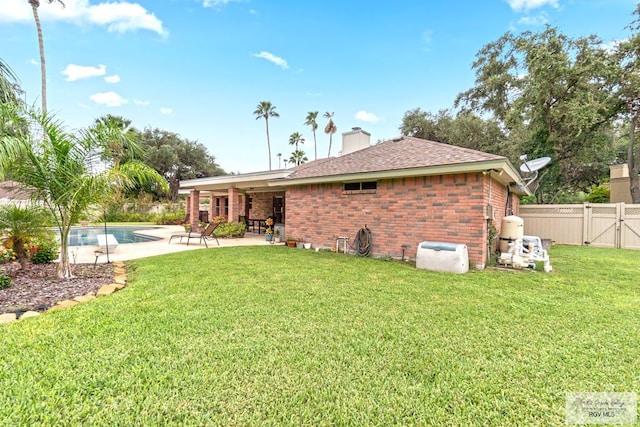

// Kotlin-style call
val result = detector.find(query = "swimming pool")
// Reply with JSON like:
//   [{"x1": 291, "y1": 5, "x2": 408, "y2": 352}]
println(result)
[{"x1": 58, "y1": 226, "x2": 161, "y2": 246}]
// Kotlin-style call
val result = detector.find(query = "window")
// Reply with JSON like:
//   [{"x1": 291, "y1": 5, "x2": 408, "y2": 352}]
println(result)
[{"x1": 342, "y1": 181, "x2": 377, "y2": 194}]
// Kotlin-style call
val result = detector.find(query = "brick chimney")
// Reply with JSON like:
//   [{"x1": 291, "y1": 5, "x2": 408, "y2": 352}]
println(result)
[{"x1": 341, "y1": 127, "x2": 371, "y2": 155}]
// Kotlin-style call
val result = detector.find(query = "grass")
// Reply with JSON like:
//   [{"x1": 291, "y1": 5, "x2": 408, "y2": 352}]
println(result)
[{"x1": 1, "y1": 245, "x2": 638, "y2": 425}]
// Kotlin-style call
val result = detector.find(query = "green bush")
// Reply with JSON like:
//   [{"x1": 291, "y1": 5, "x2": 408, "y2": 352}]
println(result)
[
  {"x1": 0, "y1": 247, "x2": 15, "y2": 264},
  {"x1": 29, "y1": 235, "x2": 59, "y2": 264},
  {"x1": 214, "y1": 221, "x2": 246, "y2": 238},
  {"x1": 155, "y1": 211, "x2": 186, "y2": 225},
  {"x1": 0, "y1": 274, "x2": 11, "y2": 290},
  {"x1": 103, "y1": 211, "x2": 156, "y2": 222},
  {"x1": 586, "y1": 185, "x2": 610, "y2": 203}
]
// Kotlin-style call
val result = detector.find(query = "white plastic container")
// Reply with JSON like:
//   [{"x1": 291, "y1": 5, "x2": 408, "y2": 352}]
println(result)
[{"x1": 416, "y1": 241, "x2": 469, "y2": 274}]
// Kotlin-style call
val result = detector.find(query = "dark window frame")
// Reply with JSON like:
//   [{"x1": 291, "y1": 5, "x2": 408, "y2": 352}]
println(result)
[{"x1": 342, "y1": 181, "x2": 377, "y2": 194}]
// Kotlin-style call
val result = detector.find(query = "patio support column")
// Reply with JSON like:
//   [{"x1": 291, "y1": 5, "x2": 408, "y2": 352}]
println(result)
[
  {"x1": 228, "y1": 187, "x2": 239, "y2": 223},
  {"x1": 185, "y1": 195, "x2": 191, "y2": 222},
  {"x1": 208, "y1": 194, "x2": 214, "y2": 222},
  {"x1": 189, "y1": 189, "x2": 200, "y2": 229}
]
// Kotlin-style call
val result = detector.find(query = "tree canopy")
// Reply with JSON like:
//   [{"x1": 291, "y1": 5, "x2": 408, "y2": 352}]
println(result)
[
  {"x1": 137, "y1": 127, "x2": 226, "y2": 201},
  {"x1": 400, "y1": 25, "x2": 623, "y2": 203}
]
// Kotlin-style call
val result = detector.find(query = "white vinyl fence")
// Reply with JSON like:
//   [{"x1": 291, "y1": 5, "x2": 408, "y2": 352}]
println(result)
[{"x1": 519, "y1": 203, "x2": 640, "y2": 250}]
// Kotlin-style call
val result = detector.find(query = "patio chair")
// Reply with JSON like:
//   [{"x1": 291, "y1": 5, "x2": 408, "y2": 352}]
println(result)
[{"x1": 168, "y1": 222, "x2": 220, "y2": 248}]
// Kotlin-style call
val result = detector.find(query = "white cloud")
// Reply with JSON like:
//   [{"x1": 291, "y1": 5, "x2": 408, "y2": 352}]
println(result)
[
  {"x1": 160, "y1": 107, "x2": 173, "y2": 115},
  {"x1": 90, "y1": 91, "x2": 127, "y2": 107},
  {"x1": 104, "y1": 74, "x2": 120, "y2": 83},
  {"x1": 355, "y1": 110, "x2": 382, "y2": 123},
  {"x1": 133, "y1": 99, "x2": 150, "y2": 106},
  {"x1": 29, "y1": 58, "x2": 38, "y2": 66},
  {"x1": 517, "y1": 13, "x2": 548, "y2": 26},
  {"x1": 252, "y1": 51, "x2": 289, "y2": 69},
  {"x1": 0, "y1": 0, "x2": 167, "y2": 36},
  {"x1": 601, "y1": 39, "x2": 624, "y2": 53},
  {"x1": 87, "y1": 2, "x2": 167, "y2": 36},
  {"x1": 203, "y1": 0, "x2": 241, "y2": 8},
  {"x1": 506, "y1": 0, "x2": 559, "y2": 12},
  {"x1": 62, "y1": 63, "x2": 106, "y2": 81}
]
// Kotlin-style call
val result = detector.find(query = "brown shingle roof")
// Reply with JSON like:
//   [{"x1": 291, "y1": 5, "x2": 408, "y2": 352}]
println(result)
[
  {"x1": 286, "y1": 136, "x2": 506, "y2": 180},
  {"x1": 0, "y1": 181, "x2": 31, "y2": 200}
]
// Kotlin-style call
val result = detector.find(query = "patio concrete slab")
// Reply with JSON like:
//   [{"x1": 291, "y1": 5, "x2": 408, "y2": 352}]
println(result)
[{"x1": 68, "y1": 225, "x2": 275, "y2": 264}]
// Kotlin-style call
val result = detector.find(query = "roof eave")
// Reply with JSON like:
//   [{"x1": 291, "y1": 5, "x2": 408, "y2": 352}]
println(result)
[
  {"x1": 278, "y1": 159, "x2": 530, "y2": 194},
  {"x1": 180, "y1": 170, "x2": 292, "y2": 191}
]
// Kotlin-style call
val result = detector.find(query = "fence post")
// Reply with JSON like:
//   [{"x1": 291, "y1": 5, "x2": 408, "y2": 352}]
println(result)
[
  {"x1": 617, "y1": 202, "x2": 624, "y2": 249},
  {"x1": 582, "y1": 203, "x2": 591, "y2": 246}
]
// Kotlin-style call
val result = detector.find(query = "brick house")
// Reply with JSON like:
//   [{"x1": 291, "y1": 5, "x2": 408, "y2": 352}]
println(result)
[{"x1": 180, "y1": 128, "x2": 528, "y2": 268}]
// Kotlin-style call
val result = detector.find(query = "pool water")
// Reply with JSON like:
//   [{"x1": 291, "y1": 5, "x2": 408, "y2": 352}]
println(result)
[{"x1": 59, "y1": 226, "x2": 161, "y2": 246}]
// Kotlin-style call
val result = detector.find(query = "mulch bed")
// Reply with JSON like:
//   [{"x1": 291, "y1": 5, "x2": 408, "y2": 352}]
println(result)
[{"x1": 0, "y1": 262, "x2": 114, "y2": 315}]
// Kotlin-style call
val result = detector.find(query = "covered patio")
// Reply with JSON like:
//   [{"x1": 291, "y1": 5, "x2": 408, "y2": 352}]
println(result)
[{"x1": 180, "y1": 170, "x2": 290, "y2": 233}]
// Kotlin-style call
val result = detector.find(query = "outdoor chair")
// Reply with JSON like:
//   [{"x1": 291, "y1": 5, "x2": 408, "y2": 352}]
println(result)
[
  {"x1": 168, "y1": 222, "x2": 220, "y2": 248},
  {"x1": 239, "y1": 215, "x2": 252, "y2": 232}
]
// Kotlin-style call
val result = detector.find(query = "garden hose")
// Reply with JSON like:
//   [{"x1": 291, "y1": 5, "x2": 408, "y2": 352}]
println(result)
[{"x1": 355, "y1": 226, "x2": 371, "y2": 257}]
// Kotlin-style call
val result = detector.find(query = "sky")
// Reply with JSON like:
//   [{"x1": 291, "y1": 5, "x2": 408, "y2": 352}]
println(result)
[{"x1": 1, "y1": 0, "x2": 638, "y2": 173}]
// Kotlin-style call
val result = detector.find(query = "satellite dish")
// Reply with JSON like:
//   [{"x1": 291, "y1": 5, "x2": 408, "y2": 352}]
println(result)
[
  {"x1": 518, "y1": 155, "x2": 552, "y2": 190},
  {"x1": 520, "y1": 156, "x2": 551, "y2": 174}
]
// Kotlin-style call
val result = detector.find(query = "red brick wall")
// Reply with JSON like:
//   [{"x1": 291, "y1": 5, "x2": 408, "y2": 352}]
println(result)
[
  {"x1": 248, "y1": 192, "x2": 282, "y2": 220},
  {"x1": 285, "y1": 173, "x2": 503, "y2": 266}
]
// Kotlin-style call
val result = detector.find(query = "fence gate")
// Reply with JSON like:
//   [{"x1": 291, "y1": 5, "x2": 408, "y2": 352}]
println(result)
[
  {"x1": 620, "y1": 205, "x2": 640, "y2": 249},
  {"x1": 520, "y1": 203, "x2": 640, "y2": 250},
  {"x1": 583, "y1": 204, "x2": 619, "y2": 248}
]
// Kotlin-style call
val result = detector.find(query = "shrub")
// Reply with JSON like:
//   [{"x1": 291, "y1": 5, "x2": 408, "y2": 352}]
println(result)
[
  {"x1": 214, "y1": 221, "x2": 246, "y2": 238},
  {"x1": 0, "y1": 247, "x2": 15, "y2": 264},
  {"x1": 29, "y1": 235, "x2": 59, "y2": 264},
  {"x1": 0, "y1": 274, "x2": 11, "y2": 290},
  {"x1": 212, "y1": 215, "x2": 228, "y2": 224},
  {"x1": 155, "y1": 211, "x2": 186, "y2": 225},
  {"x1": 586, "y1": 185, "x2": 610, "y2": 203}
]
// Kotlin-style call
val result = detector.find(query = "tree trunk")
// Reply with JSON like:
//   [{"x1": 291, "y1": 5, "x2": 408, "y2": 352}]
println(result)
[
  {"x1": 313, "y1": 130, "x2": 317, "y2": 160},
  {"x1": 265, "y1": 118, "x2": 272, "y2": 171},
  {"x1": 14, "y1": 239, "x2": 28, "y2": 269},
  {"x1": 30, "y1": 3, "x2": 47, "y2": 114},
  {"x1": 327, "y1": 133, "x2": 333, "y2": 157},
  {"x1": 628, "y1": 116, "x2": 640, "y2": 203},
  {"x1": 57, "y1": 224, "x2": 73, "y2": 278}
]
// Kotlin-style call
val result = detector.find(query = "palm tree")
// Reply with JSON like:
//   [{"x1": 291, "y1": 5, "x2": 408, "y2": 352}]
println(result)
[
  {"x1": 0, "y1": 204, "x2": 50, "y2": 268},
  {"x1": 324, "y1": 112, "x2": 337, "y2": 157},
  {"x1": 276, "y1": 152, "x2": 282, "y2": 169},
  {"x1": 288, "y1": 149, "x2": 308, "y2": 166},
  {"x1": 0, "y1": 107, "x2": 167, "y2": 278},
  {"x1": 0, "y1": 58, "x2": 21, "y2": 105},
  {"x1": 288, "y1": 131, "x2": 304, "y2": 152},
  {"x1": 29, "y1": 0, "x2": 66, "y2": 114},
  {"x1": 253, "y1": 101, "x2": 279, "y2": 170},
  {"x1": 304, "y1": 111, "x2": 319, "y2": 160},
  {"x1": 93, "y1": 114, "x2": 141, "y2": 166}
]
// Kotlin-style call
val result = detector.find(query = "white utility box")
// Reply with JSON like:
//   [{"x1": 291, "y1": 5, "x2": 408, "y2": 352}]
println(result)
[{"x1": 416, "y1": 241, "x2": 469, "y2": 274}]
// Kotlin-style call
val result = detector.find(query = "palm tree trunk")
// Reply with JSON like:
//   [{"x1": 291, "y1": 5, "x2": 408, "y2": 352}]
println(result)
[
  {"x1": 58, "y1": 222, "x2": 73, "y2": 278},
  {"x1": 628, "y1": 115, "x2": 640, "y2": 203},
  {"x1": 313, "y1": 131, "x2": 317, "y2": 160},
  {"x1": 265, "y1": 118, "x2": 272, "y2": 171},
  {"x1": 30, "y1": 2, "x2": 47, "y2": 114},
  {"x1": 328, "y1": 133, "x2": 333, "y2": 157}
]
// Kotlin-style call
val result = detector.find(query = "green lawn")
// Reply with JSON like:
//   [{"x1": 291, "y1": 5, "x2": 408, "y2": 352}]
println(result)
[{"x1": 1, "y1": 245, "x2": 638, "y2": 425}]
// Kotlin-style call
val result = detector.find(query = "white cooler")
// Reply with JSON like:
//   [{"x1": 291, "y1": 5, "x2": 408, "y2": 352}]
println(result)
[{"x1": 416, "y1": 241, "x2": 468, "y2": 274}]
